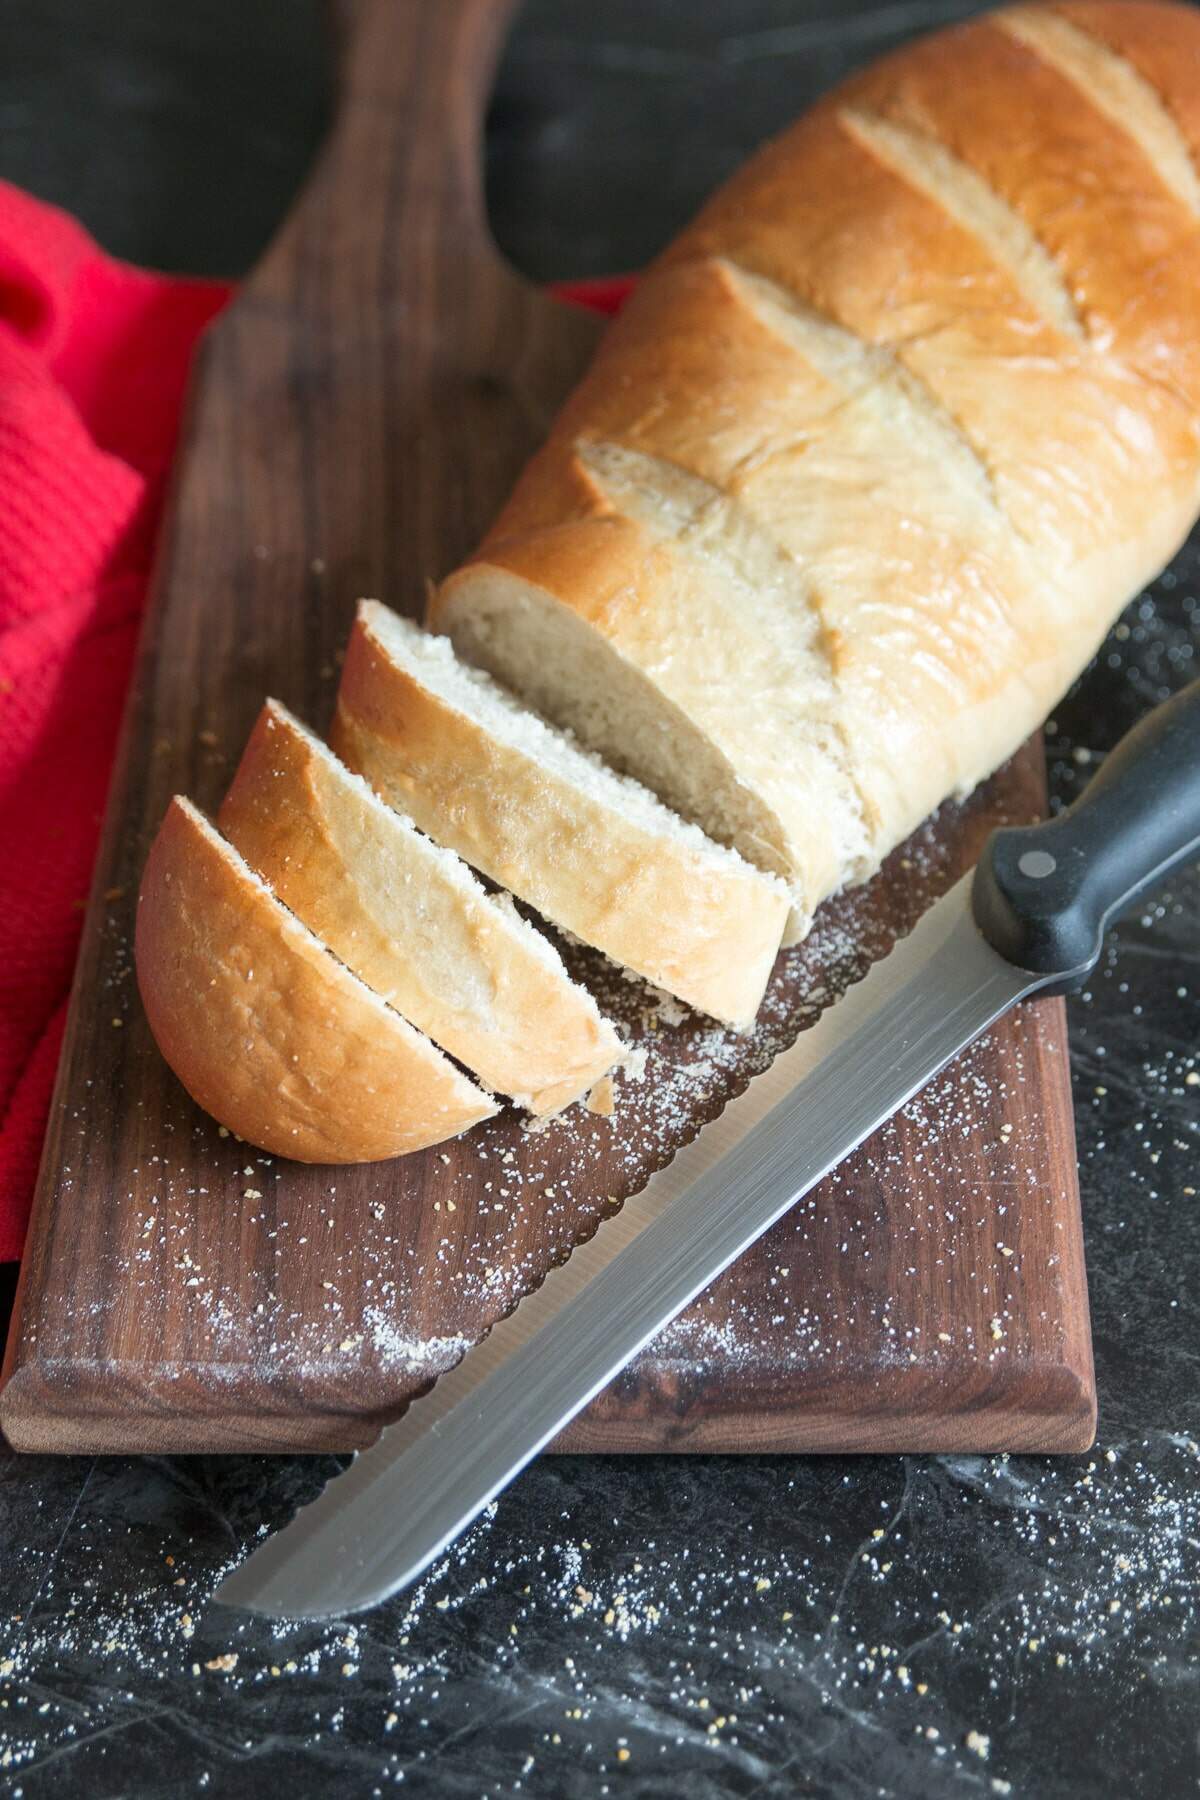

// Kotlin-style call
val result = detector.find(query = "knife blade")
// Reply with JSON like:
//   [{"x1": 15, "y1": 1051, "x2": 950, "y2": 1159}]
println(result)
[
  {"x1": 216, "y1": 678, "x2": 1200, "y2": 1620},
  {"x1": 216, "y1": 876, "x2": 1042, "y2": 1618}
]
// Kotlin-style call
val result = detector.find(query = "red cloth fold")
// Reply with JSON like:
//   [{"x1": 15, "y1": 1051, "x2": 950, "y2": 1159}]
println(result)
[{"x1": 0, "y1": 179, "x2": 629, "y2": 1265}]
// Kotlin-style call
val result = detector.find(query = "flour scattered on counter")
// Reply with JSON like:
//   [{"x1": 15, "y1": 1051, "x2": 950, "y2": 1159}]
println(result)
[{"x1": 3, "y1": 1430, "x2": 1198, "y2": 1793}]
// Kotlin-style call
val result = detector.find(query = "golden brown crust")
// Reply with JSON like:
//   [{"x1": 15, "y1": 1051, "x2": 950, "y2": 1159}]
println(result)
[
  {"x1": 330, "y1": 607, "x2": 789, "y2": 1028},
  {"x1": 218, "y1": 700, "x2": 624, "y2": 1115},
  {"x1": 838, "y1": 11, "x2": 1200, "y2": 398},
  {"x1": 431, "y1": 2, "x2": 1200, "y2": 924},
  {"x1": 135, "y1": 797, "x2": 496, "y2": 1162},
  {"x1": 1053, "y1": 1, "x2": 1200, "y2": 151}
]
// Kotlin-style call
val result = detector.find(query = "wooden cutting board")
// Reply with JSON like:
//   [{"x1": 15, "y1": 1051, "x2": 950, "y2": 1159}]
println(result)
[{"x1": 0, "y1": 0, "x2": 1094, "y2": 1458}]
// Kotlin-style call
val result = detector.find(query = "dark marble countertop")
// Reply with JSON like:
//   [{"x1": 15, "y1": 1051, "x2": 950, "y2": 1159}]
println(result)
[{"x1": 1, "y1": 3, "x2": 1198, "y2": 1795}]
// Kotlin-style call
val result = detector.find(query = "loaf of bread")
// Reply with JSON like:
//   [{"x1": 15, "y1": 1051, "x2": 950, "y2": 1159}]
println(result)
[
  {"x1": 140, "y1": 1, "x2": 1200, "y2": 1162},
  {"x1": 136, "y1": 797, "x2": 496, "y2": 1161},
  {"x1": 218, "y1": 699, "x2": 625, "y2": 1116},
  {"x1": 331, "y1": 601, "x2": 790, "y2": 1028},
  {"x1": 432, "y1": 1, "x2": 1200, "y2": 936}
]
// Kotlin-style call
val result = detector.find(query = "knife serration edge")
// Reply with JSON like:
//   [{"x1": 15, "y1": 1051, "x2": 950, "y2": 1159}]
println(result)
[{"x1": 215, "y1": 874, "x2": 1043, "y2": 1620}]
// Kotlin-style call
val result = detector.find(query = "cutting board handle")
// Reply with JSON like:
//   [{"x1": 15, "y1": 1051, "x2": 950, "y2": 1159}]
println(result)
[{"x1": 248, "y1": 0, "x2": 521, "y2": 304}]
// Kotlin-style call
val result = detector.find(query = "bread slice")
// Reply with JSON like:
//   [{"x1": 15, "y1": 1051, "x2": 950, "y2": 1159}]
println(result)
[
  {"x1": 330, "y1": 602, "x2": 789, "y2": 1028},
  {"x1": 430, "y1": 443, "x2": 861, "y2": 942},
  {"x1": 136, "y1": 796, "x2": 496, "y2": 1161},
  {"x1": 218, "y1": 699, "x2": 624, "y2": 1116}
]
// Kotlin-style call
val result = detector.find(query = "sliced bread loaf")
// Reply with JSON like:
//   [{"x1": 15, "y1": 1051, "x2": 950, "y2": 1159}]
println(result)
[
  {"x1": 135, "y1": 796, "x2": 496, "y2": 1161},
  {"x1": 330, "y1": 602, "x2": 790, "y2": 1029},
  {"x1": 429, "y1": 2, "x2": 1200, "y2": 940},
  {"x1": 218, "y1": 700, "x2": 625, "y2": 1116}
]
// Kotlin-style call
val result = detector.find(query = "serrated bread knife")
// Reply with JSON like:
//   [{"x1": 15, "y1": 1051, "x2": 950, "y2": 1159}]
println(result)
[{"x1": 216, "y1": 682, "x2": 1200, "y2": 1619}]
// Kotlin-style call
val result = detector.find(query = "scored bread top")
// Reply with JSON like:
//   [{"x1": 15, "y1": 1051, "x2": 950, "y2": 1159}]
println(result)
[
  {"x1": 432, "y1": 2, "x2": 1200, "y2": 935},
  {"x1": 135, "y1": 796, "x2": 496, "y2": 1162},
  {"x1": 330, "y1": 602, "x2": 790, "y2": 1029},
  {"x1": 218, "y1": 699, "x2": 625, "y2": 1116}
]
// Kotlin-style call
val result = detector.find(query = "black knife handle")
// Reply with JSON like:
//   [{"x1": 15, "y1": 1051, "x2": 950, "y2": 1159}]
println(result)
[{"x1": 973, "y1": 679, "x2": 1200, "y2": 988}]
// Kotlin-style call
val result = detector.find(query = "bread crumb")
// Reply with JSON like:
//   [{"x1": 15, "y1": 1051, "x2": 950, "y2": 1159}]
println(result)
[
  {"x1": 204, "y1": 1653, "x2": 238, "y2": 1673},
  {"x1": 965, "y1": 1729, "x2": 990, "y2": 1759},
  {"x1": 585, "y1": 1075, "x2": 616, "y2": 1117}
]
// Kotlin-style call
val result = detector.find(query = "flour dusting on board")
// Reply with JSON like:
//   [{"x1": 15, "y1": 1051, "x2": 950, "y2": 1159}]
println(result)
[{"x1": 23, "y1": 754, "x2": 1083, "y2": 1448}]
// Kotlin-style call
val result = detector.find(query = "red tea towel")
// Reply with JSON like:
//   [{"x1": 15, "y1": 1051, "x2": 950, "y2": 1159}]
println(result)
[{"x1": 0, "y1": 178, "x2": 628, "y2": 1265}]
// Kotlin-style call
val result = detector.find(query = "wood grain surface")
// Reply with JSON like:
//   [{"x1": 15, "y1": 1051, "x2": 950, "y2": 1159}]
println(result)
[{"x1": 0, "y1": 0, "x2": 1094, "y2": 1457}]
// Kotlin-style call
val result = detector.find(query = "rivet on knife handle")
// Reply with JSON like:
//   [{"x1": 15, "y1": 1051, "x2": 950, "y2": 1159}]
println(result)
[{"x1": 974, "y1": 678, "x2": 1200, "y2": 988}]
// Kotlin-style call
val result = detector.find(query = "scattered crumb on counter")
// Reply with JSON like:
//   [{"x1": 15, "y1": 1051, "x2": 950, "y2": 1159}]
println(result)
[{"x1": 585, "y1": 1076, "x2": 615, "y2": 1117}]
